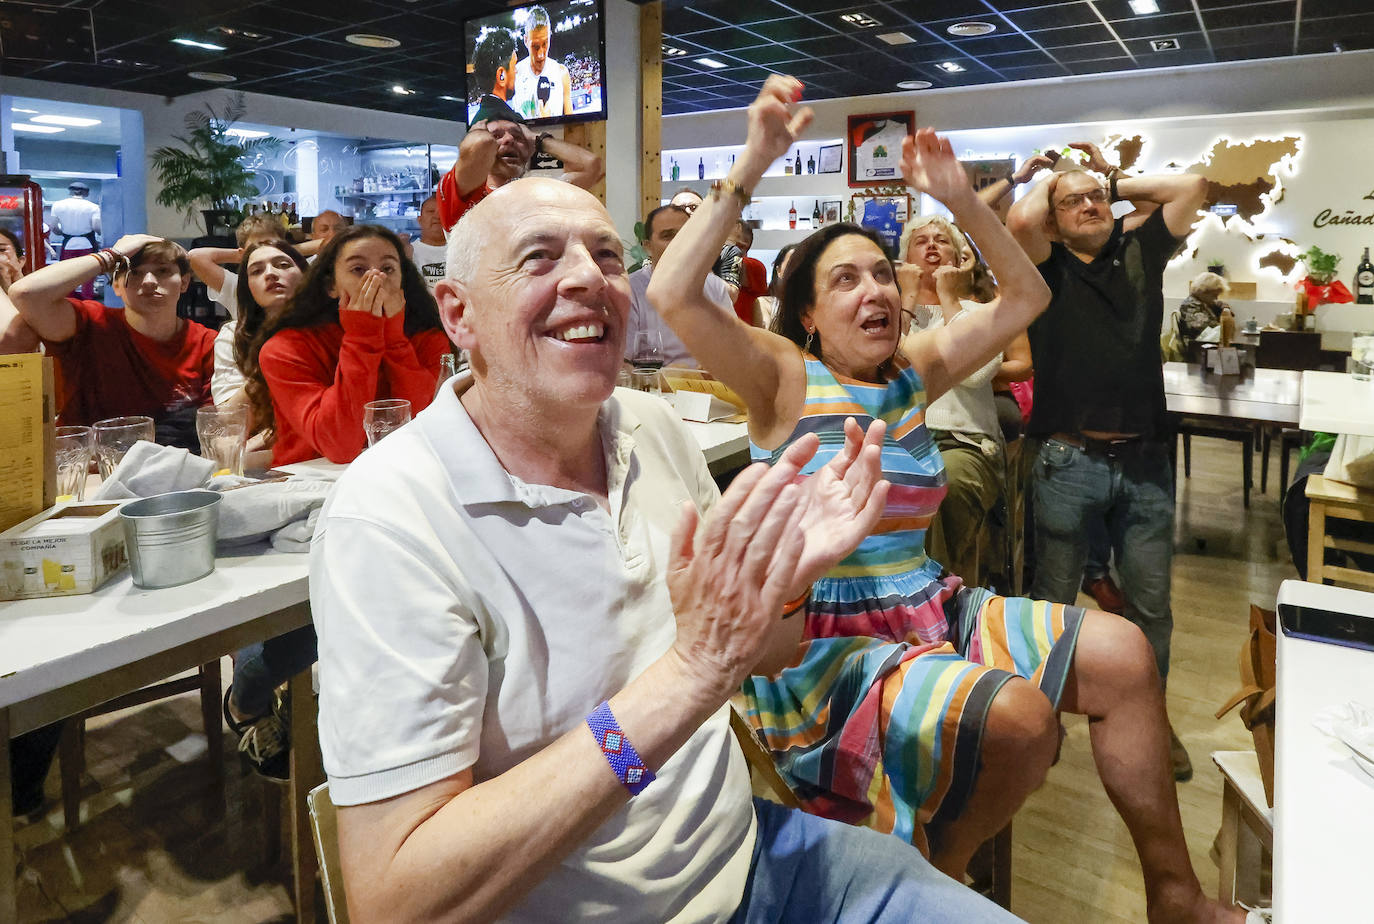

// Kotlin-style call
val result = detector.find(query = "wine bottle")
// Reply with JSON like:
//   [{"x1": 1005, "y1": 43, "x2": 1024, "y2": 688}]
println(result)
[
  {"x1": 671, "y1": 159, "x2": 680, "y2": 181},
  {"x1": 789, "y1": 202, "x2": 797, "y2": 230},
  {"x1": 812, "y1": 200, "x2": 821, "y2": 227},
  {"x1": 698, "y1": 157, "x2": 705, "y2": 180},
  {"x1": 807, "y1": 153, "x2": 816, "y2": 174},
  {"x1": 1357, "y1": 246, "x2": 1374, "y2": 304},
  {"x1": 794, "y1": 151, "x2": 802, "y2": 175}
]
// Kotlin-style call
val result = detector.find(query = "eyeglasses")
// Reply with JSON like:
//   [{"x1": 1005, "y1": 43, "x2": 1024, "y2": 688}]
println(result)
[{"x1": 1053, "y1": 188, "x2": 1109, "y2": 211}]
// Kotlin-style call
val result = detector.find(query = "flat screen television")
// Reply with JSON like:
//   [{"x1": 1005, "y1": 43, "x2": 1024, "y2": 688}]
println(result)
[{"x1": 462, "y1": 0, "x2": 606, "y2": 127}]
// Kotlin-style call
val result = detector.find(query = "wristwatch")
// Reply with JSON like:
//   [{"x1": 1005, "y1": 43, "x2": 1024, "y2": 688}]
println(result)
[{"x1": 535, "y1": 132, "x2": 554, "y2": 154}]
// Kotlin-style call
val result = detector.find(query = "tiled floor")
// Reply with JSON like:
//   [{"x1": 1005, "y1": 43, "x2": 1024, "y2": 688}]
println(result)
[{"x1": 11, "y1": 436, "x2": 1297, "y2": 922}]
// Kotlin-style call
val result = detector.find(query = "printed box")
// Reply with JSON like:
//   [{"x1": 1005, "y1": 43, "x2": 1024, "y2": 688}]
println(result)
[{"x1": 0, "y1": 502, "x2": 128, "y2": 600}]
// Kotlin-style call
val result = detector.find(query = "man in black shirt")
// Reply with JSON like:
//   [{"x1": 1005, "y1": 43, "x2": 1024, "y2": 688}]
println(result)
[{"x1": 1008, "y1": 145, "x2": 1206, "y2": 780}]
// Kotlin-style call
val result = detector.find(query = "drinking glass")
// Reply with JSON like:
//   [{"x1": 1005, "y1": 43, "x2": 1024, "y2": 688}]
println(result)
[
  {"x1": 631, "y1": 331, "x2": 664, "y2": 372},
  {"x1": 1352, "y1": 331, "x2": 1374, "y2": 382},
  {"x1": 363, "y1": 398, "x2": 412, "y2": 447},
  {"x1": 630, "y1": 368, "x2": 662, "y2": 396},
  {"x1": 93, "y1": 415, "x2": 155, "y2": 479},
  {"x1": 54, "y1": 425, "x2": 93, "y2": 502},
  {"x1": 196, "y1": 405, "x2": 249, "y2": 476}
]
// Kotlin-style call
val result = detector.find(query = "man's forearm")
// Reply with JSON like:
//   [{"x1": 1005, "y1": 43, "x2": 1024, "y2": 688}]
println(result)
[
  {"x1": 1114, "y1": 173, "x2": 1205, "y2": 206},
  {"x1": 543, "y1": 136, "x2": 603, "y2": 189},
  {"x1": 345, "y1": 655, "x2": 729, "y2": 924}
]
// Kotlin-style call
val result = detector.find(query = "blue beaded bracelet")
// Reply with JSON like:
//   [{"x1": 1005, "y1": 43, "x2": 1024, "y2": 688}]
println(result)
[{"x1": 586, "y1": 701, "x2": 655, "y2": 796}]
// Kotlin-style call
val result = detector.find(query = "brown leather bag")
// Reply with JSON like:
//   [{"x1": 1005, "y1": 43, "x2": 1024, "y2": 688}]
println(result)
[{"x1": 1216, "y1": 604, "x2": 1278, "y2": 806}]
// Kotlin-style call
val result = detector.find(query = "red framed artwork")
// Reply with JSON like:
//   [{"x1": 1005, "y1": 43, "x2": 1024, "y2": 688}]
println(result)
[{"x1": 847, "y1": 111, "x2": 915, "y2": 187}]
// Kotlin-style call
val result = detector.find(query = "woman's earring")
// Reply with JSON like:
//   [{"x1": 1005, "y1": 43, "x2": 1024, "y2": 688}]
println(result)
[{"x1": 803, "y1": 327, "x2": 815, "y2": 354}]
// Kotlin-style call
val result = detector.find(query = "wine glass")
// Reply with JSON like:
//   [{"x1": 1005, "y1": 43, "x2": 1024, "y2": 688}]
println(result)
[
  {"x1": 92, "y1": 415, "x2": 155, "y2": 479},
  {"x1": 363, "y1": 399, "x2": 412, "y2": 447},
  {"x1": 630, "y1": 331, "x2": 664, "y2": 373}
]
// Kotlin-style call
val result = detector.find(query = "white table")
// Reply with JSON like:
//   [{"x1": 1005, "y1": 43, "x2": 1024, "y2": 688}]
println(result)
[
  {"x1": 1273, "y1": 579, "x2": 1374, "y2": 922},
  {"x1": 685, "y1": 419, "x2": 750, "y2": 473},
  {"x1": 0, "y1": 545, "x2": 321, "y2": 922},
  {"x1": 1299, "y1": 370, "x2": 1374, "y2": 437}
]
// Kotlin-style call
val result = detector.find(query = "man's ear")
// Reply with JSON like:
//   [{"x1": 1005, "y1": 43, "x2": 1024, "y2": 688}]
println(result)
[{"x1": 435, "y1": 279, "x2": 477, "y2": 350}]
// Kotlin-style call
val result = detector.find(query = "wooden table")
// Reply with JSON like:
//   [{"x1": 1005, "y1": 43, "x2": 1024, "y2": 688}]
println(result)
[
  {"x1": 0, "y1": 546, "x2": 322, "y2": 923},
  {"x1": 1163, "y1": 362, "x2": 1302, "y2": 427},
  {"x1": 1273, "y1": 579, "x2": 1374, "y2": 921}
]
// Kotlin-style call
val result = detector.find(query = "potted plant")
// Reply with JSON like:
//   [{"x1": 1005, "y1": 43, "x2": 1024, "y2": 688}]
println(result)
[
  {"x1": 151, "y1": 94, "x2": 281, "y2": 237},
  {"x1": 1206, "y1": 257, "x2": 1226, "y2": 276},
  {"x1": 1295, "y1": 245, "x2": 1353, "y2": 329}
]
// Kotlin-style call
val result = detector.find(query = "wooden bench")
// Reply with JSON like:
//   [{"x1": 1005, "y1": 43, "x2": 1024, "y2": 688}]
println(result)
[{"x1": 1305, "y1": 475, "x2": 1374, "y2": 589}]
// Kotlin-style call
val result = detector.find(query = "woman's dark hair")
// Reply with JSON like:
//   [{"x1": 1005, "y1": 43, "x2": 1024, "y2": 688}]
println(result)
[
  {"x1": 0, "y1": 226, "x2": 23, "y2": 257},
  {"x1": 232, "y1": 238, "x2": 308, "y2": 375},
  {"x1": 243, "y1": 224, "x2": 441, "y2": 439},
  {"x1": 768, "y1": 223, "x2": 889, "y2": 359},
  {"x1": 769, "y1": 243, "x2": 796, "y2": 297}
]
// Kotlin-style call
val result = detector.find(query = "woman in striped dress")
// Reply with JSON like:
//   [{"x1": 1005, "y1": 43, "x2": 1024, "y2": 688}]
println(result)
[{"x1": 648, "y1": 76, "x2": 1238, "y2": 924}]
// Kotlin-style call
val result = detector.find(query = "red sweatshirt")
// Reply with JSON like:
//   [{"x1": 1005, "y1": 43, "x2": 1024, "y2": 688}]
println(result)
[{"x1": 258, "y1": 309, "x2": 451, "y2": 465}]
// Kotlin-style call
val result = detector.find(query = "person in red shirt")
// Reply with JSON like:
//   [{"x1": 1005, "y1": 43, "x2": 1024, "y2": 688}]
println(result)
[
  {"x1": 244, "y1": 224, "x2": 451, "y2": 466},
  {"x1": 9, "y1": 233, "x2": 215, "y2": 447},
  {"x1": 729, "y1": 220, "x2": 770, "y2": 326}
]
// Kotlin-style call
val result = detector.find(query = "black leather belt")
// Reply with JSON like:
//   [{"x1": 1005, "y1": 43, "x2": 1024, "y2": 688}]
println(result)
[{"x1": 1050, "y1": 432, "x2": 1148, "y2": 457}]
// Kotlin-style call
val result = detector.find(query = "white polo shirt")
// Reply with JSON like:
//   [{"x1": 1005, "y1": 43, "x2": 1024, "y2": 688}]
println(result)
[{"x1": 311, "y1": 378, "x2": 755, "y2": 923}]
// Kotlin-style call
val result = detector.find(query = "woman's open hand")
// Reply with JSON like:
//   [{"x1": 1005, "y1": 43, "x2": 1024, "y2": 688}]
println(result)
[
  {"x1": 901, "y1": 128, "x2": 974, "y2": 209},
  {"x1": 740, "y1": 76, "x2": 814, "y2": 178}
]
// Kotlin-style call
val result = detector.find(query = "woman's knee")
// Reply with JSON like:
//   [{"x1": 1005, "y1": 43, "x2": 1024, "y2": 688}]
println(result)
[
  {"x1": 981, "y1": 678, "x2": 1058, "y2": 773},
  {"x1": 1076, "y1": 610, "x2": 1160, "y2": 696}
]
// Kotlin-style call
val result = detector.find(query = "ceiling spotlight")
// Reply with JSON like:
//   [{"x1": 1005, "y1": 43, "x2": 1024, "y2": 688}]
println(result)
[
  {"x1": 897, "y1": 79, "x2": 933, "y2": 90},
  {"x1": 392, "y1": 85, "x2": 417, "y2": 95},
  {"x1": 212, "y1": 25, "x2": 269, "y2": 40},
  {"x1": 877, "y1": 32, "x2": 916, "y2": 45},
  {"x1": 947, "y1": 22, "x2": 996, "y2": 37},
  {"x1": 11, "y1": 123, "x2": 64, "y2": 134},
  {"x1": 188, "y1": 71, "x2": 237, "y2": 82},
  {"x1": 696, "y1": 57, "x2": 727, "y2": 69},
  {"x1": 172, "y1": 37, "x2": 227, "y2": 51},
  {"x1": 1128, "y1": 0, "x2": 1160, "y2": 13},
  {"x1": 1150, "y1": 37, "x2": 1180, "y2": 51},
  {"x1": 662, "y1": 43, "x2": 687, "y2": 57},
  {"x1": 439, "y1": 95, "x2": 462, "y2": 101},
  {"x1": 345, "y1": 33, "x2": 401, "y2": 48},
  {"x1": 936, "y1": 61, "x2": 966, "y2": 73},
  {"x1": 840, "y1": 11, "x2": 882, "y2": 28},
  {"x1": 10, "y1": 107, "x2": 39, "y2": 114},
  {"x1": 31, "y1": 115, "x2": 101, "y2": 127}
]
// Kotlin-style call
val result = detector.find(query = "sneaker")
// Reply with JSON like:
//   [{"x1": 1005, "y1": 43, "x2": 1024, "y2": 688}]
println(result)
[
  {"x1": 1170, "y1": 727, "x2": 1193, "y2": 782},
  {"x1": 1081, "y1": 575, "x2": 1126, "y2": 614},
  {"x1": 223, "y1": 686, "x2": 290, "y2": 781}
]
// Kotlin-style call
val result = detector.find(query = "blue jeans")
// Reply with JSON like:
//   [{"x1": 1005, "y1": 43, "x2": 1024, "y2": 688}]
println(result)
[
  {"x1": 730, "y1": 799, "x2": 1021, "y2": 923},
  {"x1": 1029, "y1": 438, "x2": 1175, "y2": 681},
  {"x1": 230, "y1": 626, "x2": 318, "y2": 717}
]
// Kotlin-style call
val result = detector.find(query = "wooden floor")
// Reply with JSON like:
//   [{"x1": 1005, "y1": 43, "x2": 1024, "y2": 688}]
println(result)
[{"x1": 11, "y1": 436, "x2": 1291, "y2": 923}]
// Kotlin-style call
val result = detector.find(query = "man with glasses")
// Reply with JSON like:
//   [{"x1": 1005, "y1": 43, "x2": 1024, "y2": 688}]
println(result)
[{"x1": 1007, "y1": 143, "x2": 1207, "y2": 780}]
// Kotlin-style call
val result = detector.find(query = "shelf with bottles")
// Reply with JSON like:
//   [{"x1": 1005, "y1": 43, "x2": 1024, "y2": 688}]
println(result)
[{"x1": 662, "y1": 138, "x2": 845, "y2": 185}]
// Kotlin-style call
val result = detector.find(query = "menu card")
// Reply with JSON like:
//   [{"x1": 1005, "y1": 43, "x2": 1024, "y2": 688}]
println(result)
[{"x1": 0, "y1": 354, "x2": 55, "y2": 532}]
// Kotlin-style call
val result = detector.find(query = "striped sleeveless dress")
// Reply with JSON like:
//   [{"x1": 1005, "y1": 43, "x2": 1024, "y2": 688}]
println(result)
[{"x1": 739, "y1": 355, "x2": 1084, "y2": 853}]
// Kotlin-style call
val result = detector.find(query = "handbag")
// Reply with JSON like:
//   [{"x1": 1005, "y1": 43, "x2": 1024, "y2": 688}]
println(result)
[{"x1": 1215, "y1": 604, "x2": 1277, "y2": 806}]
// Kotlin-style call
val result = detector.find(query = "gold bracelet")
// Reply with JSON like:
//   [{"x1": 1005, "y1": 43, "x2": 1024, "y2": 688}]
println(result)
[{"x1": 710, "y1": 178, "x2": 752, "y2": 209}]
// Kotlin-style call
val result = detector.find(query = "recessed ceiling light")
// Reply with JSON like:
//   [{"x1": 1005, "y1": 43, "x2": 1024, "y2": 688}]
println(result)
[
  {"x1": 897, "y1": 79, "x2": 933, "y2": 90},
  {"x1": 696, "y1": 57, "x2": 727, "y2": 69},
  {"x1": 11, "y1": 123, "x2": 65, "y2": 134},
  {"x1": 188, "y1": 71, "x2": 237, "y2": 82},
  {"x1": 31, "y1": 115, "x2": 101, "y2": 127},
  {"x1": 1150, "y1": 37, "x2": 1180, "y2": 51},
  {"x1": 1128, "y1": 0, "x2": 1160, "y2": 13},
  {"x1": 947, "y1": 22, "x2": 996, "y2": 37},
  {"x1": 877, "y1": 32, "x2": 916, "y2": 45},
  {"x1": 936, "y1": 61, "x2": 966, "y2": 73},
  {"x1": 391, "y1": 85, "x2": 417, "y2": 95},
  {"x1": 172, "y1": 37, "x2": 227, "y2": 51},
  {"x1": 346, "y1": 33, "x2": 401, "y2": 49},
  {"x1": 840, "y1": 11, "x2": 882, "y2": 28},
  {"x1": 663, "y1": 44, "x2": 688, "y2": 57},
  {"x1": 10, "y1": 107, "x2": 38, "y2": 114},
  {"x1": 212, "y1": 25, "x2": 269, "y2": 41},
  {"x1": 225, "y1": 128, "x2": 271, "y2": 139}
]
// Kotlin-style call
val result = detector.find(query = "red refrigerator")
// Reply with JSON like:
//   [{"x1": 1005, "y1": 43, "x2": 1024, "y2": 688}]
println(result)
[{"x1": 0, "y1": 175, "x2": 46, "y2": 274}]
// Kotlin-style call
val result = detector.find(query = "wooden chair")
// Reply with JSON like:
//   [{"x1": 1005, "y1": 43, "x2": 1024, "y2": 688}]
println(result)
[
  {"x1": 728, "y1": 704, "x2": 1014, "y2": 910},
  {"x1": 1212, "y1": 750, "x2": 1272, "y2": 908},
  {"x1": 307, "y1": 782, "x2": 350, "y2": 924},
  {"x1": 1305, "y1": 475, "x2": 1374, "y2": 590},
  {"x1": 57, "y1": 660, "x2": 223, "y2": 830}
]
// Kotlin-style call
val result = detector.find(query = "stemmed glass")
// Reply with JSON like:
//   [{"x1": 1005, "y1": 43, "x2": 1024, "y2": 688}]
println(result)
[
  {"x1": 363, "y1": 399, "x2": 412, "y2": 447},
  {"x1": 630, "y1": 331, "x2": 664, "y2": 372}
]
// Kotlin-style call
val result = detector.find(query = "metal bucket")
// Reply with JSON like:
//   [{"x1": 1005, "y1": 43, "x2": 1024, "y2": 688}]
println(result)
[{"x1": 119, "y1": 490, "x2": 222, "y2": 589}]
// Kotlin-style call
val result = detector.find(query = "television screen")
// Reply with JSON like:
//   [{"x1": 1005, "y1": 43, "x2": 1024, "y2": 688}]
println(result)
[{"x1": 463, "y1": 0, "x2": 606, "y2": 127}]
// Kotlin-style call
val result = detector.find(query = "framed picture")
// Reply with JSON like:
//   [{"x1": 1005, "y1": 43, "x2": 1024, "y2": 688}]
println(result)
[
  {"x1": 847, "y1": 111, "x2": 915, "y2": 187},
  {"x1": 822, "y1": 199, "x2": 842, "y2": 224},
  {"x1": 817, "y1": 143, "x2": 842, "y2": 175}
]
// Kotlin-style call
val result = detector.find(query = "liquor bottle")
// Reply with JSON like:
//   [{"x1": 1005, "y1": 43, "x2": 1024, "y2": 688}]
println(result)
[
  {"x1": 698, "y1": 157, "x2": 705, "y2": 180},
  {"x1": 788, "y1": 202, "x2": 797, "y2": 230},
  {"x1": 812, "y1": 200, "x2": 821, "y2": 227},
  {"x1": 807, "y1": 153, "x2": 816, "y2": 174},
  {"x1": 1357, "y1": 246, "x2": 1374, "y2": 304},
  {"x1": 794, "y1": 151, "x2": 802, "y2": 175},
  {"x1": 670, "y1": 159, "x2": 679, "y2": 181}
]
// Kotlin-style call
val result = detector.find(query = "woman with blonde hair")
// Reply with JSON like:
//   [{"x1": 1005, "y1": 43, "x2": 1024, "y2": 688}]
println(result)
[{"x1": 1178, "y1": 270, "x2": 1230, "y2": 342}]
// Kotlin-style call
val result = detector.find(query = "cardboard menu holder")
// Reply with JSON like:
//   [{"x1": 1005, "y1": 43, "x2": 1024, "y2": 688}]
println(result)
[
  {"x1": 0, "y1": 354, "x2": 55, "y2": 533},
  {"x1": 0, "y1": 502, "x2": 129, "y2": 600},
  {"x1": 662, "y1": 368, "x2": 748, "y2": 423}
]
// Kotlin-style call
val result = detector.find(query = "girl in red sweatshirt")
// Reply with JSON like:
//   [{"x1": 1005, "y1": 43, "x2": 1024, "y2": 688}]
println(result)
[{"x1": 245, "y1": 225, "x2": 452, "y2": 465}]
